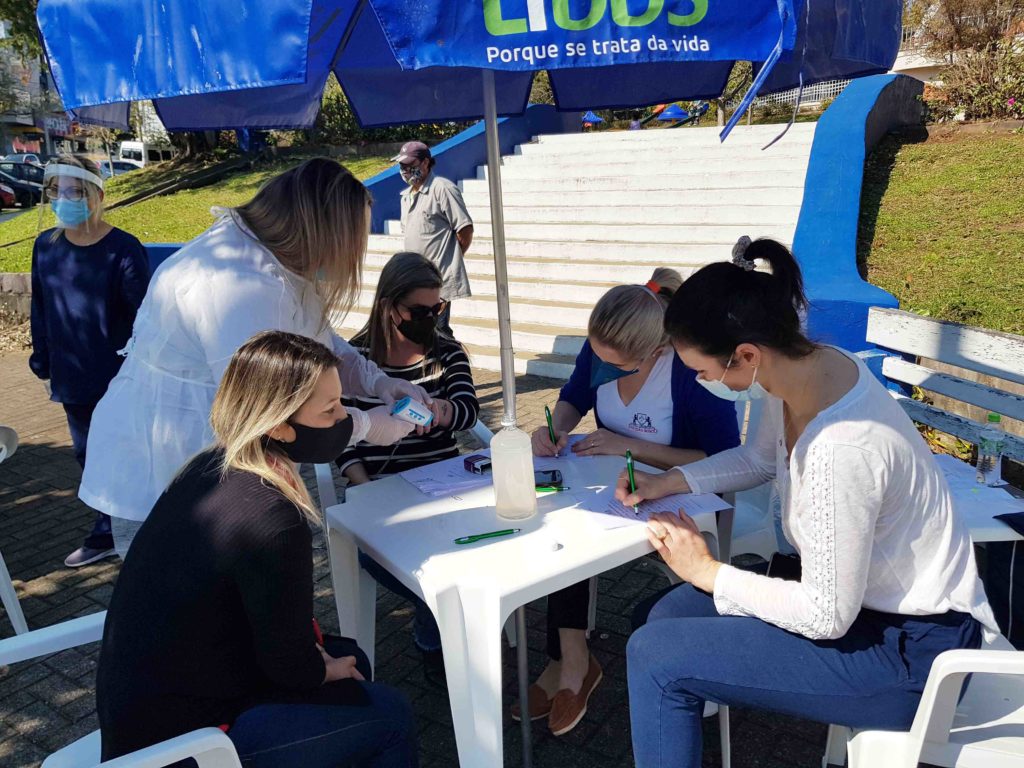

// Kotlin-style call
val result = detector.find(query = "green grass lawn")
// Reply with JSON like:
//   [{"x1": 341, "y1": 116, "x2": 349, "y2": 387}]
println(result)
[
  {"x1": 0, "y1": 154, "x2": 390, "y2": 272},
  {"x1": 859, "y1": 131, "x2": 1024, "y2": 335}
]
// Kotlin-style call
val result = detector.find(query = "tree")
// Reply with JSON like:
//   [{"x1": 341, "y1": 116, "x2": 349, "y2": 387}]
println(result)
[
  {"x1": 0, "y1": 0, "x2": 42, "y2": 60},
  {"x1": 0, "y1": 58, "x2": 19, "y2": 115},
  {"x1": 911, "y1": 0, "x2": 1024, "y2": 59}
]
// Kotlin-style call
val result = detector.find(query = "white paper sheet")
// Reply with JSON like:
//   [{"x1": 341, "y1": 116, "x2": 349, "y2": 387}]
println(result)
[
  {"x1": 591, "y1": 491, "x2": 732, "y2": 530},
  {"x1": 934, "y1": 454, "x2": 1024, "y2": 520},
  {"x1": 399, "y1": 454, "x2": 493, "y2": 497}
]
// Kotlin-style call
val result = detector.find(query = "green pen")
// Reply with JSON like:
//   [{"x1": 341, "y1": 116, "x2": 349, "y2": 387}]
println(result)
[
  {"x1": 536, "y1": 485, "x2": 570, "y2": 492},
  {"x1": 454, "y1": 528, "x2": 521, "y2": 545},
  {"x1": 626, "y1": 449, "x2": 639, "y2": 515},
  {"x1": 545, "y1": 405, "x2": 558, "y2": 457}
]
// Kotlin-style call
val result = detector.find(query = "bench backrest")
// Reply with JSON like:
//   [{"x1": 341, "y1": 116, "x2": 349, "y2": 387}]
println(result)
[{"x1": 865, "y1": 307, "x2": 1024, "y2": 462}]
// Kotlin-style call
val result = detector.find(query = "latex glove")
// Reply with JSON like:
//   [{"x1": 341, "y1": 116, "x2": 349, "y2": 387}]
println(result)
[
  {"x1": 43, "y1": 380, "x2": 52, "y2": 397},
  {"x1": 374, "y1": 375, "x2": 432, "y2": 408},
  {"x1": 361, "y1": 405, "x2": 416, "y2": 446}
]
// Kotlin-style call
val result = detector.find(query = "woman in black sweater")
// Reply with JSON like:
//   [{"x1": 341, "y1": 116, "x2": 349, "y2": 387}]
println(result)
[{"x1": 96, "y1": 331, "x2": 418, "y2": 767}]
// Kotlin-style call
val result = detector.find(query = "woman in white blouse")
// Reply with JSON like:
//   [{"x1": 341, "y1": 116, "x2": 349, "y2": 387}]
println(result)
[
  {"x1": 619, "y1": 238, "x2": 996, "y2": 768},
  {"x1": 80, "y1": 159, "x2": 425, "y2": 557}
]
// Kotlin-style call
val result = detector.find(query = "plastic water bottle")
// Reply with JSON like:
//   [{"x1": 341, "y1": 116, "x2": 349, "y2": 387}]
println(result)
[
  {"x1": 976, "y1": 412, "x2": 1006, "y2": 486},
  {"x1": 491, "y1": 425, "x2": 537, "y2": 520}
]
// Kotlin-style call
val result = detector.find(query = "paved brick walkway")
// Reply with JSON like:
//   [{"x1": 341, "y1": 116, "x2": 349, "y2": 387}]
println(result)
[{"x1": 0, "y1": 350, "x2": 830, "y2": 767}]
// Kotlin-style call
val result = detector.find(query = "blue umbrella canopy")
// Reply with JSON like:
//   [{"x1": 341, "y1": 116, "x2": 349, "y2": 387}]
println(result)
[
  {"x1": 657, "y1": 104, "x2": 688, "y2": 120},
  {"x1": 581, "y1": 111, "x2": 604, "y2": 124},
  {"x1": 39, "y1": 0, "x2": 901, "y2": 139}
]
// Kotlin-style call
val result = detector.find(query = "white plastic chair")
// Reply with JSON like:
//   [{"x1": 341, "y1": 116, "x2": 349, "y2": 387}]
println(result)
[
  {"x1": 0, "y1": 611, "x2": 243, "y2": 767},
  {"x1": 822, "y1": 632, "x2": 1024, "y2": 768},
  {"x1": 0, "y1": 426, "x2": 29, "y2": 635}
]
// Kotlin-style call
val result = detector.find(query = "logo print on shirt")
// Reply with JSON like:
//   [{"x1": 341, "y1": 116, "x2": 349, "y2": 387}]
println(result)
[{"x1": 630, "y1": 412, "x2": 657, "y2": 434}]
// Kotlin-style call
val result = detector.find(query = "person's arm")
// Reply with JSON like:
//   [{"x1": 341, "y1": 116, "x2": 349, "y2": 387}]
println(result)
[
  {"x1": 711, "y1": 442, "x2": 884, "y2": 640},
  {"x1": 329, "y1": 333, "x2": 430, "y2": 406},
  {"x1": 28, "y1": 241, "x2": 50, "y2": 382},
  {"x1": 456, "y1": 224, "x2": 473, "y2": 255},
  {"x1": 438, "y1": 183, "x2": 473, "y2": 254},
  {"x1": 118, "y1": 237, "x2": 152, "y2": 313},
  {"x1": 436, "y1": 345, "x2": 479, "y2": 431},
  {"x1": 233, "y1": 514, "x2": 326, "y2": 690},
  {"x1": 342, "y1": 461, "x2": 371, "y2": 485},
  {"x1": 618, "y1": 439, "x2": 705, "y2": 471}
]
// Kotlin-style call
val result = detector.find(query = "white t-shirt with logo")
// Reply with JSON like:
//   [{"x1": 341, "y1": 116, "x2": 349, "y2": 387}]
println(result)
[{"x1": 595, "y1": 349, "x2": 674, "y2": 446}]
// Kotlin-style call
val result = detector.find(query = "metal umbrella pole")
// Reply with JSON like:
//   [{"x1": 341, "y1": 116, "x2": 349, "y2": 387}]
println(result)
[{"x1": 482, "y1": 68, "x2": 532, "y2": 768}]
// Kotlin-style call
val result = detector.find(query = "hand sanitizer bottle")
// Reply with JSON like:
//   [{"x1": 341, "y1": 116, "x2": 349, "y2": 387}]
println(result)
[{"x1": 491, "y1": 423, "x2": 537, "y2": 520}]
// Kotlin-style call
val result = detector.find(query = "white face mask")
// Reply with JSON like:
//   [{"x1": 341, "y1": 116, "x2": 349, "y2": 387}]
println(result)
[{"x1": 696, "y1": 354, "x2": 769, "y2": 402}]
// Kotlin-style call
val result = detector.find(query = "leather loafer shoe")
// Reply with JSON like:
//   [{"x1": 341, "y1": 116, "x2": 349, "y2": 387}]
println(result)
[
  {"x1": 548, "y1": 655, "x2": 603, "y2": 736},
  {"x1": 511, "y1": 684, "x2": 552, "y2": 722}
]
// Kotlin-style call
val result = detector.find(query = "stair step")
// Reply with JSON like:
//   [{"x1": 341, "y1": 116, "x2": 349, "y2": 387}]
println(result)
[
  {"x1": 461, "y1": 204, "x2": 799, "y2": 227},
  {"x1": 514, "y1": 143, "x2": 812, "y2": 161},
  {"x1": 360, "y1": 268, "x2": 616, "y2": 304},
  {"x1": 367, "y1": 234, "x2": 766, "y2": 263},
  {"x1": 384, "y1": 220, "x2": 794, "y2": 244},
  {"x1": 484, "y1": 156, "x2": 809, "y2": 179},
  {"x1": 533, "y1": 123, "x2": 816, "y2": 146},
  {"x1": 459, "y1": 187, "x2": 806, "y2": 208},
  {"x1": 460, "y1": 171, "x2": 806, "y2": 194}
]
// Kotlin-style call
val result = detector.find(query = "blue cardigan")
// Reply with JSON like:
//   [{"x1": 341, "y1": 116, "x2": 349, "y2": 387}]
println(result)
[{"x1": 559, "y1": 340, "x2": 740, "y2": 457}]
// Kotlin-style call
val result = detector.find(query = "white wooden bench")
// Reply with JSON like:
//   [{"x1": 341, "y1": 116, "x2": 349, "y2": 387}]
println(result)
[{"x1": 860, "y1": 307, "x2": 1024, "y2": 464}]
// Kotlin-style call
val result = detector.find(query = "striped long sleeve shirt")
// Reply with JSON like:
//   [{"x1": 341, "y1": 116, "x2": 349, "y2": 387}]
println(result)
[{"x1": 338, "y1": 334, "x2": 479, "y2": 479}]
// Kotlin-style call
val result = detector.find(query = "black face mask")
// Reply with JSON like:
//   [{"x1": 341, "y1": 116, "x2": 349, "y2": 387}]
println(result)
[
  {"x1": 396, "y1": 315, "x2": 438, "y2": 347},
  {"x1": 273, "y1": 415, "x2": 353, "y2": 464}
]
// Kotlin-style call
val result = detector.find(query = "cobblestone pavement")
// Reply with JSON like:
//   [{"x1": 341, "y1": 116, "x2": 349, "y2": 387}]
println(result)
[{"x1": 0, "y1": 351, "x2": 831, "y2": 767}]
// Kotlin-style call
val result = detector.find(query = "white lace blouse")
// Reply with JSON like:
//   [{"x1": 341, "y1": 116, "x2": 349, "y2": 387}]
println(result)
[{"x1": 679, "y1": 349, "x2": 998, "y2": 640}]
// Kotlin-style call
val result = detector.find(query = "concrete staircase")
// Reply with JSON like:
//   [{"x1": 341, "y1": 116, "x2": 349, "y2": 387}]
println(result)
[{"x1": 339, "y1": 123, "x2": 816, "y2": 379}]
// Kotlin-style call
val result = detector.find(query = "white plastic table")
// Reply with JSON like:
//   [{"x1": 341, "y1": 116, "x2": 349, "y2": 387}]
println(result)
[
  {"x1": 324, "y1": 453, "x2": 725, "y2": 768},
  {"x1": 934, "y1": 454, "x2": 1024, "y2": 543}
]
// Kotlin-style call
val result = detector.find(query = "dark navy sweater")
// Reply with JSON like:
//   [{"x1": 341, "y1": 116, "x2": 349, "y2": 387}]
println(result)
[
  {"x1": 29, "y1": 227, "x2": 150, "y2": 404},
  {"x1": 559, "y1": 339, "x2": 741, "y2": 457}
]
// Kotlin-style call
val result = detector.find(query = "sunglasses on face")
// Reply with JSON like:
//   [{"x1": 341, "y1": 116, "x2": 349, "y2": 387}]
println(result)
[
  {"x1": 44, "y1": 185, "x2": 86, "y2": 202},
  {"x1": 398, "y1": 300, "x2": 447, "y2": 320}
]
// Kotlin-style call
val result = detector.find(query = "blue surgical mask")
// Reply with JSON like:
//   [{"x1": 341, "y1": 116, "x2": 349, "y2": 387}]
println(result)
[
  {"x1": 696, "y1": 355, "x2": 768, "y2": 402},
  {"x1": 590, "y1": 352, "x2": 639, "y2": 389},
  {"x1": 51, "y1": 199, "x2": 91, "y2": 227}
]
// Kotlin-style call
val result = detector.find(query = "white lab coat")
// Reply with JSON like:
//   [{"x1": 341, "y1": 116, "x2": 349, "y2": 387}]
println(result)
[{"x1": 80, "y1": 209, "x2": 387, "y2": 521}]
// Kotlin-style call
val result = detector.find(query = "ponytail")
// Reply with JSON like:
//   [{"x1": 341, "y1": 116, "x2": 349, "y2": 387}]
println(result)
[
  {"x1": 589, "y1": 267, "x2": 682, "y2": 359},
  {"x1": 665, "y1": 238, "x2": 813, "y2": 361}
]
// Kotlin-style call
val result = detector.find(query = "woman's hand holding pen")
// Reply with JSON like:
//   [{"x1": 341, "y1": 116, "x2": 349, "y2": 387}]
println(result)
[{"x1": 614, "y1": 467, "x2": 690, "y2": 507}]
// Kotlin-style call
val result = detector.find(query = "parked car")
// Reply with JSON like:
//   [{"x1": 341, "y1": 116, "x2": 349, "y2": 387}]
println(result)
[
  {"x1": 0, "y1": 182, "x2": 15, "y2": 209},
  {"x1": 118, "y1": 140, "x2": 174, "y2": 166},
  {"x1": 0, "y1": 161, "x2": 44, "y2": 207},
  {"x1": 98, "y1": 159, "x2": 143, "y2": 179},
  {"x1": 3, "y1": 153, "x2": 51, "y2": 166}
]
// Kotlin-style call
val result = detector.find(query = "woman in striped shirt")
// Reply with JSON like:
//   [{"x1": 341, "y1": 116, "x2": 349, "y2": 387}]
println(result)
[{"x1": 338, "y1": 251, "x2": 480, "y2": 656}]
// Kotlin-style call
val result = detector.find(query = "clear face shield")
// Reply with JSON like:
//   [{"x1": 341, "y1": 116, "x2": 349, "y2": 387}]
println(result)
[{"x1": 39, "y1": 163, "x2": 105, "y2": 233}]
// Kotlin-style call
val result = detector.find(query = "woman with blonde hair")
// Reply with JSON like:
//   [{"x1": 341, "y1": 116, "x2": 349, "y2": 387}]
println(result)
[
  {"x1": 29, "y1": 155, "x2": 150, "y2": 567},
  {"x1": 515, "y1": 268, "x2": 740, "y2": 735},
  {"x1": 96, "y1": 331, "x2": 419, "y2": 766},
  {"x1": 79, "y1": 158, "x2": 424, "y2": 557}
]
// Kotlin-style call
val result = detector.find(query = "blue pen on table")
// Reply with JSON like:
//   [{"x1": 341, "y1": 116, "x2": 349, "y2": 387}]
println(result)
[
  {"x1": 626, "y1": 449, "x2": 639, "y2": 515},
  {"x1": 454, "y1": 528, "x2": 521, "y2": 545},
  {"x1": 545, "y1": 405, "x2": 558, "y2": 457}
]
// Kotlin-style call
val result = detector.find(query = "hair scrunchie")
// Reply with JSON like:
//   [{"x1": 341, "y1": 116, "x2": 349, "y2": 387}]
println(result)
[
  {"x1": 731, "y1": 235, "x2": 755, "y2": 271},
  {"x1": 645, "y1": 279, "x2": 661, "y2": 294}
]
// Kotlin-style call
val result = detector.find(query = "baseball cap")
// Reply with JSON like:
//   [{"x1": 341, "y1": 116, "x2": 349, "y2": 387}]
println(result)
[{"x1": 392, "y1": 141, "x2": 431, "y2": 164}]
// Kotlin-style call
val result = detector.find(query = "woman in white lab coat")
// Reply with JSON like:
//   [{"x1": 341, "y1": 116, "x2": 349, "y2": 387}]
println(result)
[{"x1": 80, "y1": 158, "x2": 427, "y2": 556}]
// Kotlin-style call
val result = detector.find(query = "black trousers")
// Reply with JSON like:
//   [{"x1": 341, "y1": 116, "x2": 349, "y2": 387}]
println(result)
[
  {"x1": 546, "y1": 580, "x2": 590, "y2": 660},
  {"x1": 62, "y1": 402, "x2": 114, "y2": 551}
]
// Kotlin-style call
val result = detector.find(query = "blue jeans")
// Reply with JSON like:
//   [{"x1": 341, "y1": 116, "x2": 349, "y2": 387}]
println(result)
[
  {"x1": 359, "y1": 552, "x2": 441, "y2": 652},
  {"x1": 627, "y1": 584, "x2": 981, "y2": 768},
  {"x1": 227, "y1": 637, "x2": 418, "y2": 768}
]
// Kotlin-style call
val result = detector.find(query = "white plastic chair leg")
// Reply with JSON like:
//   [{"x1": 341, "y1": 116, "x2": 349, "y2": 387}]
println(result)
[
  {"x1": 823, "y1": 724, "x2": 850, "y2": 767},
  {"x1": 719, "y1": 704, "x2": 731, "y2": 768},
  {"x1": 0, "y1": 551, "x2": 28, "y2": 635}
]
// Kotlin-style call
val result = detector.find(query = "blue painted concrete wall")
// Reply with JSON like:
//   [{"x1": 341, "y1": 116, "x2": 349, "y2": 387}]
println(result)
[
  {"x1": 364, "y1": 104, "x2": 580, "y2": 233},
  {"x1": 143, "y1": 104, "x2": 581, "y2": 271},
  {"x1": 794, "y1": 74, "x2": 924, "y2": 351}
]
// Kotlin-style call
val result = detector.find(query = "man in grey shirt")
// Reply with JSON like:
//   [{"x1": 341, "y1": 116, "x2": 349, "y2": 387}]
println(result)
[{"x1": 395, "y1": 141, "x2": 474, "y2": 332}]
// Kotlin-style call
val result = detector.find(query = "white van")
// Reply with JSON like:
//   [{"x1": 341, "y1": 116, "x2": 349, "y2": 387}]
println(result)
[{"x1": 118, "y1": 141, "x2": 174, "y2": 167}]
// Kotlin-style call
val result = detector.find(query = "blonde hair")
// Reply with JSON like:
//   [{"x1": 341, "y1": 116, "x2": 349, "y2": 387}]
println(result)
[
  {"x1": 209, "y1": 330, "x2": 340, "y2": 521},
  {"x1": 45, "y1": 155, "x2": 105, "y2": 242},
  {"x1": 588, "y1": 267, "x2": 683, "y2": 359},
  {"x1": 234, "y1": 158, "x2": 372, "y2": 332}
]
